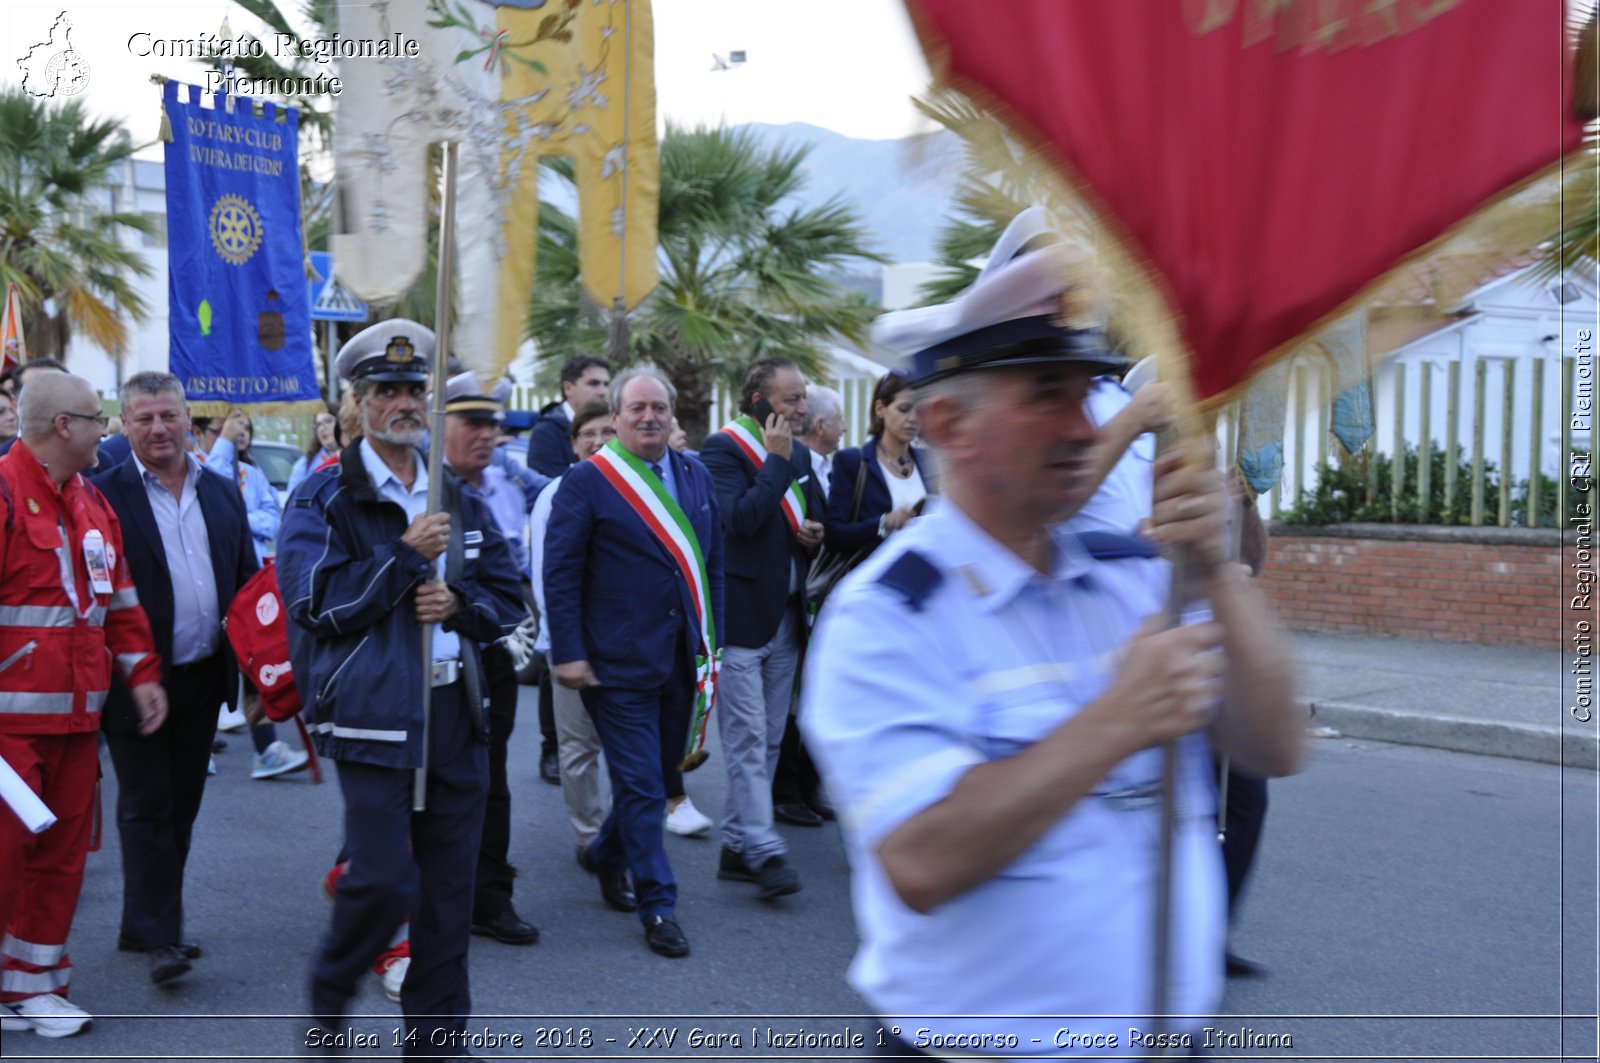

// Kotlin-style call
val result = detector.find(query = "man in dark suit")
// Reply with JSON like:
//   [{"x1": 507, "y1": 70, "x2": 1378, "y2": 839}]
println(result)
[
  {"x1": 527, "y1": 354, "x2": 612, "y2": 786},
  {"x1": 543, "y1": 366, "x2": 723, "y2": 958},
  {"x1": 91, "y1": 371, "x2": 259, "y2": 985},
  {"x1": 528, "y1": 355, "x2": 611, "y2": 477},
  {"x1": 698, "y1": 357, "x2": 824, "y2": 900}
]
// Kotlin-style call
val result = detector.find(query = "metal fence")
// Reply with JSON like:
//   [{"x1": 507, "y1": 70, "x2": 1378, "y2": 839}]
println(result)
[{"x1": 1228, "y1": 354, "x2": 1596, "y2": 528}]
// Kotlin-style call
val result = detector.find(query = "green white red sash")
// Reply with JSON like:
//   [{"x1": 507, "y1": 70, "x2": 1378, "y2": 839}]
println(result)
[
  {"x1": 590, "y1": 440, "x2": 719, "y2": 769},
  {"x1": 719, "y1": 415, "x2": 806, "y2": 535}
]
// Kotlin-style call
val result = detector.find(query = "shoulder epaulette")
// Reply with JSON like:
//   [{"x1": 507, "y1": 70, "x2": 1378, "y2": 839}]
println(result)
[
  {"x1": 1075, "y1": 530, "x2": 1162, "y2": 561},
  {"x1": 876, "y1": 550, "x2": 943, "y2": 612}
]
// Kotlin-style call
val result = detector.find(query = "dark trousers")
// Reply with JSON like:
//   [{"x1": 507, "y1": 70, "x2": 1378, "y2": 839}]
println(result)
[
  {"x1": 103, "y1": 653, "x2": 226, "y2": 949},
  {"x1": 538, "y1": 668, "x2": 557, "y2": 759},
  {"x1": 473, "y1": 643, "x2": 519, "y2": 920},
  {"x1": 311, "y1": 684, "x2": 487, "y2": 1057},
  {"x1": 771, "y1": 712, "x2": 820, "y2": 806},
  {"x1": 580, "y1": 651, "x2": 691, "y2": 922},
  {"x1": 1221, "y1": 764, "x2": 1269, "y2": 914}
]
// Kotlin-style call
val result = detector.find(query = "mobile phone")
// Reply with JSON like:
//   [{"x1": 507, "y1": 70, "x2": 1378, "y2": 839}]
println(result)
[{"x1": 750, "y1": 397, "x2": 776, "y2": 424}]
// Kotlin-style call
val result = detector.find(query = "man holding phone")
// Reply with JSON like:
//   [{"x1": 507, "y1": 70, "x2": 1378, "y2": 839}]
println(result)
[{"x1": 698, "y1": 358, "x2": 825, "y2": 901}]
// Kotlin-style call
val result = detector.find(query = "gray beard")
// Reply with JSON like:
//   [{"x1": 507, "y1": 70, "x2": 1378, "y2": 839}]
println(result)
[{"x1": 366, "y1": 415, "x2": 425, "y2": 447}]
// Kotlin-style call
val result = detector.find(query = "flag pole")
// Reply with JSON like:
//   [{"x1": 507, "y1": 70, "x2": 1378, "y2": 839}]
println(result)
[{"x1": 414, "y1": 140, "x2": 459, "y2": 812}]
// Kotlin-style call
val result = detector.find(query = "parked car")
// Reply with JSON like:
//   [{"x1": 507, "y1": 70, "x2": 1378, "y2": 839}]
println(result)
[{"x1": 250, "y1": 440, "x2": 301, "y2": 509}]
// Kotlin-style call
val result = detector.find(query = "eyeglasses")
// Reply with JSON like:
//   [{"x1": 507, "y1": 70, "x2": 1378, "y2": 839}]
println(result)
[{"x1": 60, "y1": 411, "x2": 110, "y2": 429}]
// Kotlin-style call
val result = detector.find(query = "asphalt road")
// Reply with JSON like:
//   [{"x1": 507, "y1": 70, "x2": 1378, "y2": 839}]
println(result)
[{"x1": 3, "y1": 690, "x2": 1595, "y2": 1063}]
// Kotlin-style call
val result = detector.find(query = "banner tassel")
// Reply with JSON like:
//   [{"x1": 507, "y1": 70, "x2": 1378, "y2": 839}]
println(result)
[{"x1": 152, "y1": 75, "x2": 173, "y2": 143}]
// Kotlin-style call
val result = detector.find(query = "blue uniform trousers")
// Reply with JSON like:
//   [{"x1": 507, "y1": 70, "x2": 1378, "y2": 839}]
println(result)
[
  {"x1": 310, "y1": 682, "x2": 487, "y2": 1057},
  {"x1": 579, "y1": 647, "x2": 692, "y2": 922}
]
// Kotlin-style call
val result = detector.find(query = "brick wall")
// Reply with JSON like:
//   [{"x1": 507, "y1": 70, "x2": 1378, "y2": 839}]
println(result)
[{"x1": 1259, "y1": 523, "x2": 1572, "y2": 648}]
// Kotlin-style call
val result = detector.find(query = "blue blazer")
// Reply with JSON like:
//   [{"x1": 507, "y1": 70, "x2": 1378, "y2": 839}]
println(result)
[
  {"x1": 529, "y1": 401, "x2": 576, "y2": 477},
  {"x1": 543, "y1": 449, "x2": 725, "y2": 690},
  {"x1": 698, "y1": 432, "x2": 824, "y2": 649},
  {"x1": 93, "y1": 456, "x2": 258, "y2": 734},
  {"x1": 824, "y1": 439, "x2": 932, "y2": 556}
]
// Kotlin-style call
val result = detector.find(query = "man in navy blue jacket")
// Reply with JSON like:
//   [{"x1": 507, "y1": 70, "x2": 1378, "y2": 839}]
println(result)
[
  {"x1": 543, "y1": 366, "x2": 723, "y2": 959},
  {"x1": 93, "y1": 371, "x2": 259, "y2": 986},
  {"x1": 698, "y1": 357, "x2": 825, "y2": 901},
  {"x1": 278, "y1": 320, "x2": 523, "y2": 1054},
  {"x1": 528, "y1": 355, "x2": 611, "y2": 477}
]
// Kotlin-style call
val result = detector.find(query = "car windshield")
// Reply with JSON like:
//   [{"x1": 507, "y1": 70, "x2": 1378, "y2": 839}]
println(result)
[{"x1": 251, "y1": 444, "x2": 297, "y2": 490}]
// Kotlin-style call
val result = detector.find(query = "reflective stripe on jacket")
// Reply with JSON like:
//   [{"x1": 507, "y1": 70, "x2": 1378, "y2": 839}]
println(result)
[{"x1": 0, "y1": 442, "x2": 161, "y2": 734}]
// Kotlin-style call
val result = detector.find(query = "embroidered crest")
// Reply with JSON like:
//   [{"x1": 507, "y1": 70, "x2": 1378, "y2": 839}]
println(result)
[{"x1": 385, "y1": 336, "x2": 414, "y2": 362}]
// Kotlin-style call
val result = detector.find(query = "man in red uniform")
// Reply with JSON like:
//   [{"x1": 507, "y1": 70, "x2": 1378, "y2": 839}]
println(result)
[{"x1": 0, "y1": 371, "x2": 166, "y2": 1039}]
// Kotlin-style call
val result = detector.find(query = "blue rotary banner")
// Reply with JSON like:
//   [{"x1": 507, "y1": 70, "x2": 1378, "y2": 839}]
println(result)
[{"x1": 163, "y1": 81, "x2": 318, "y2": 410}]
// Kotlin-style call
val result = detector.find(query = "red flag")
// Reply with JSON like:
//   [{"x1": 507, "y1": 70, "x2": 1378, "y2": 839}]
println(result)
[
  {"x1": 1, "y1": 284, "x2": 25, "y2": 374},
  {"x1": 906, "y1": 0, "x2": 1586, "y2": 403}
]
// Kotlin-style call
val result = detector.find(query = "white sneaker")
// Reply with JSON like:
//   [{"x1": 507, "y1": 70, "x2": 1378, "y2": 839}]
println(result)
[
  {"x1": 1, "y1": 993, "x2": 92, "y2": 1038},
  {"x1": 216, "y1": 705, "x2": 248, "y2": 733},
  {"x1": 665, "y1": 796, "x2": 712, "y2": 837},
  {"x1": 379, "y1": 956, "x2": 409, "y2": 1003},
  {"x1": 251, "y1": 740, "x2": 309, "y2": 780}
]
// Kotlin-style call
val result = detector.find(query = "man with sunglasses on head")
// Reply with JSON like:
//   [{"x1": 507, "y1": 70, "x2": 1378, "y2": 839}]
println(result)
[{"x1": 277, "y1": 320, "x2": 524, "y2": 1056}]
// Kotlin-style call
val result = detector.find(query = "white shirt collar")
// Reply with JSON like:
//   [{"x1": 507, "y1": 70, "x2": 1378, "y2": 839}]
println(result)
[
  {"x1": 132, "y1": 449, "x2": 203, "y2": 487},
  {"x1": 360, "y1": 438, "x2": 425, "y2": 496}
]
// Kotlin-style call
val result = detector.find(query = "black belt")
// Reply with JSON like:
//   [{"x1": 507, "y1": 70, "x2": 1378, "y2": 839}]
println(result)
[{"x1": 170, "y1": 652, "x2": 223, "y2": 677}]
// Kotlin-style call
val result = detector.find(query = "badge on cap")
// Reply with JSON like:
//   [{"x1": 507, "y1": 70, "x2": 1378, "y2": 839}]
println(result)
[{"x1": 386, "y1": 337, "x2": 415, "y2": 363}]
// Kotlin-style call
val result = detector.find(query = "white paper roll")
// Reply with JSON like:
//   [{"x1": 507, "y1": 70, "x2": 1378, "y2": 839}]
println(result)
[{"x1": 0, "y1": 754, "x2": 55, "y2": 834}]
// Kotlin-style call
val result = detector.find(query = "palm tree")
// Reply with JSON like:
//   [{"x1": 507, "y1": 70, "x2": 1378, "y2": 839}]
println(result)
[
  {"x1": 527, "y1": 123, "x2": 886, "y2": 441},
  {"x1": 0, "y1": 89, "x2": 154, "y2": 364},
  {"x1": 910, "y1": 89, "x2": 1105, "y2": 306}
]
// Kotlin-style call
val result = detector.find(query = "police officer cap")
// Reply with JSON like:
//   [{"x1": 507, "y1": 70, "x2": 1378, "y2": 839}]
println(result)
[
  {"x1": 336, "y1": 318, "x2": 434, "y2": 383},
  {"x1": 443, "y1": 370, "x2": 508, "y2": 422},
  {"x1": 873, "y1": 207, "x2": 1126, "y2": 387}
]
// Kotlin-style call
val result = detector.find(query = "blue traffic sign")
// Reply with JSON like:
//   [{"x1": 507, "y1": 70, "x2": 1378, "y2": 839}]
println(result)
[{"x1": 308, "y1": 251, "x2": 369, "y2": 323}]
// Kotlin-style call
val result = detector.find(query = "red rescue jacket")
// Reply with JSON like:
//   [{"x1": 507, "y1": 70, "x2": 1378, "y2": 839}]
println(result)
[{"x1": 0, "y1": 441, "x2": 161, "y2": 733}]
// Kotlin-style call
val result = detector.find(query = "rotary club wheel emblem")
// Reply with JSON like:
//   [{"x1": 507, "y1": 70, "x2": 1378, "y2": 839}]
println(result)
[{"x1": 210, "y1": 195, "x2": 263, "y2": 265}]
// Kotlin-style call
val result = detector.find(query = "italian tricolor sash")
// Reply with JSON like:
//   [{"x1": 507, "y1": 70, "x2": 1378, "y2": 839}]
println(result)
[
  {"x1": 590, "y1": 440, "x2": 720, "y2": 770},
  {"x1": 719, "y1": 415, "x2": 806, "y2": 535}
]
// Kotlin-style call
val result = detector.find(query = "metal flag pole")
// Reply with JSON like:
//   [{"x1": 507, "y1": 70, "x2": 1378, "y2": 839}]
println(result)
[{"x1": 414, "y1": 140, "x2": 459, "y2": 812}]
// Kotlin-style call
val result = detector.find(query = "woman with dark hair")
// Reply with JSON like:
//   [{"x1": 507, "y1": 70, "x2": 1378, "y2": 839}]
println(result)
[
  {"x1": 824, "y1": 370, "x2": 930, "y2": 557},
  {"x1": 287, "y1": 407, "x2": 339, "y2": 495}
]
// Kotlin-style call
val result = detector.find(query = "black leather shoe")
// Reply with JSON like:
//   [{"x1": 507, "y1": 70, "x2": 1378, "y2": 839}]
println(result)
[
  {"x1": 119, "y1": 937, "x2": 201, "y2": 959},
  {"x1": 753, "y1": 855, "x2": 801, "y2": 900},
  {"x1": 1225, "y1": 951, "x2": 1267, "y2": 978},
  {"x1": 539, "y1": 750, "x2": 560, "y2": 785},
  {"x1": 471, "y1": 908, "x2": 540, "y2": 946},
  {"x1": 575, "y1": 844, "x2": 597, "y2": 874},
  {"x1": 774, "y1": 801, "x2": 823, "y2": 827},
  {"x1": 149, "y1": 943, "x2": 192, "y2": 985},
  {"x1": 716, "y1": 845, "x2": 756, "y2": 883},
  {"x1": 599, "y1": 869, "x2": 638, "y2": 912},
  {"x1": 643, "y1": 915, "x2": 689, "y2": 958},
  {"x1": 804, "y1": 792, "x2": 836, "y2": 821}
]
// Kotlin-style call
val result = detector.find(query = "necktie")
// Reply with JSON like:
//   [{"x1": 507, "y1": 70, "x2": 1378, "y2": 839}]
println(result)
[{"x1": 649, "y1": 462, "x2": 662, "y2": 480}]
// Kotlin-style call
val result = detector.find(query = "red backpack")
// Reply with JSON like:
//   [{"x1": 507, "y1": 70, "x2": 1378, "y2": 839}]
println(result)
[{"x1": 224, "y1": 562, "x2": 322, "y2": 783}]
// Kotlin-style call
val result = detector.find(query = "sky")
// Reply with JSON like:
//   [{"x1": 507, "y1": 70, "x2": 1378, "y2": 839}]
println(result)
[{"x1": 3, "y1": 0, "x2": 937, "y2": 158}]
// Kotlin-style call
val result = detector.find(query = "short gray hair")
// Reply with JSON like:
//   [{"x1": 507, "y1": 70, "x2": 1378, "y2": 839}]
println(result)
[
  {"x1": 119, "y1": 371, "x2": 185, "y2": 411},
  {"x1": 19, "y1": 371, "x2": 93, "y2": 439},
  {"x1": 799, "y1": 385, "x2": 842, "y2": 435},
  {"x1": 608, "y1": 365, "x2": 676, "y2": 413}
]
